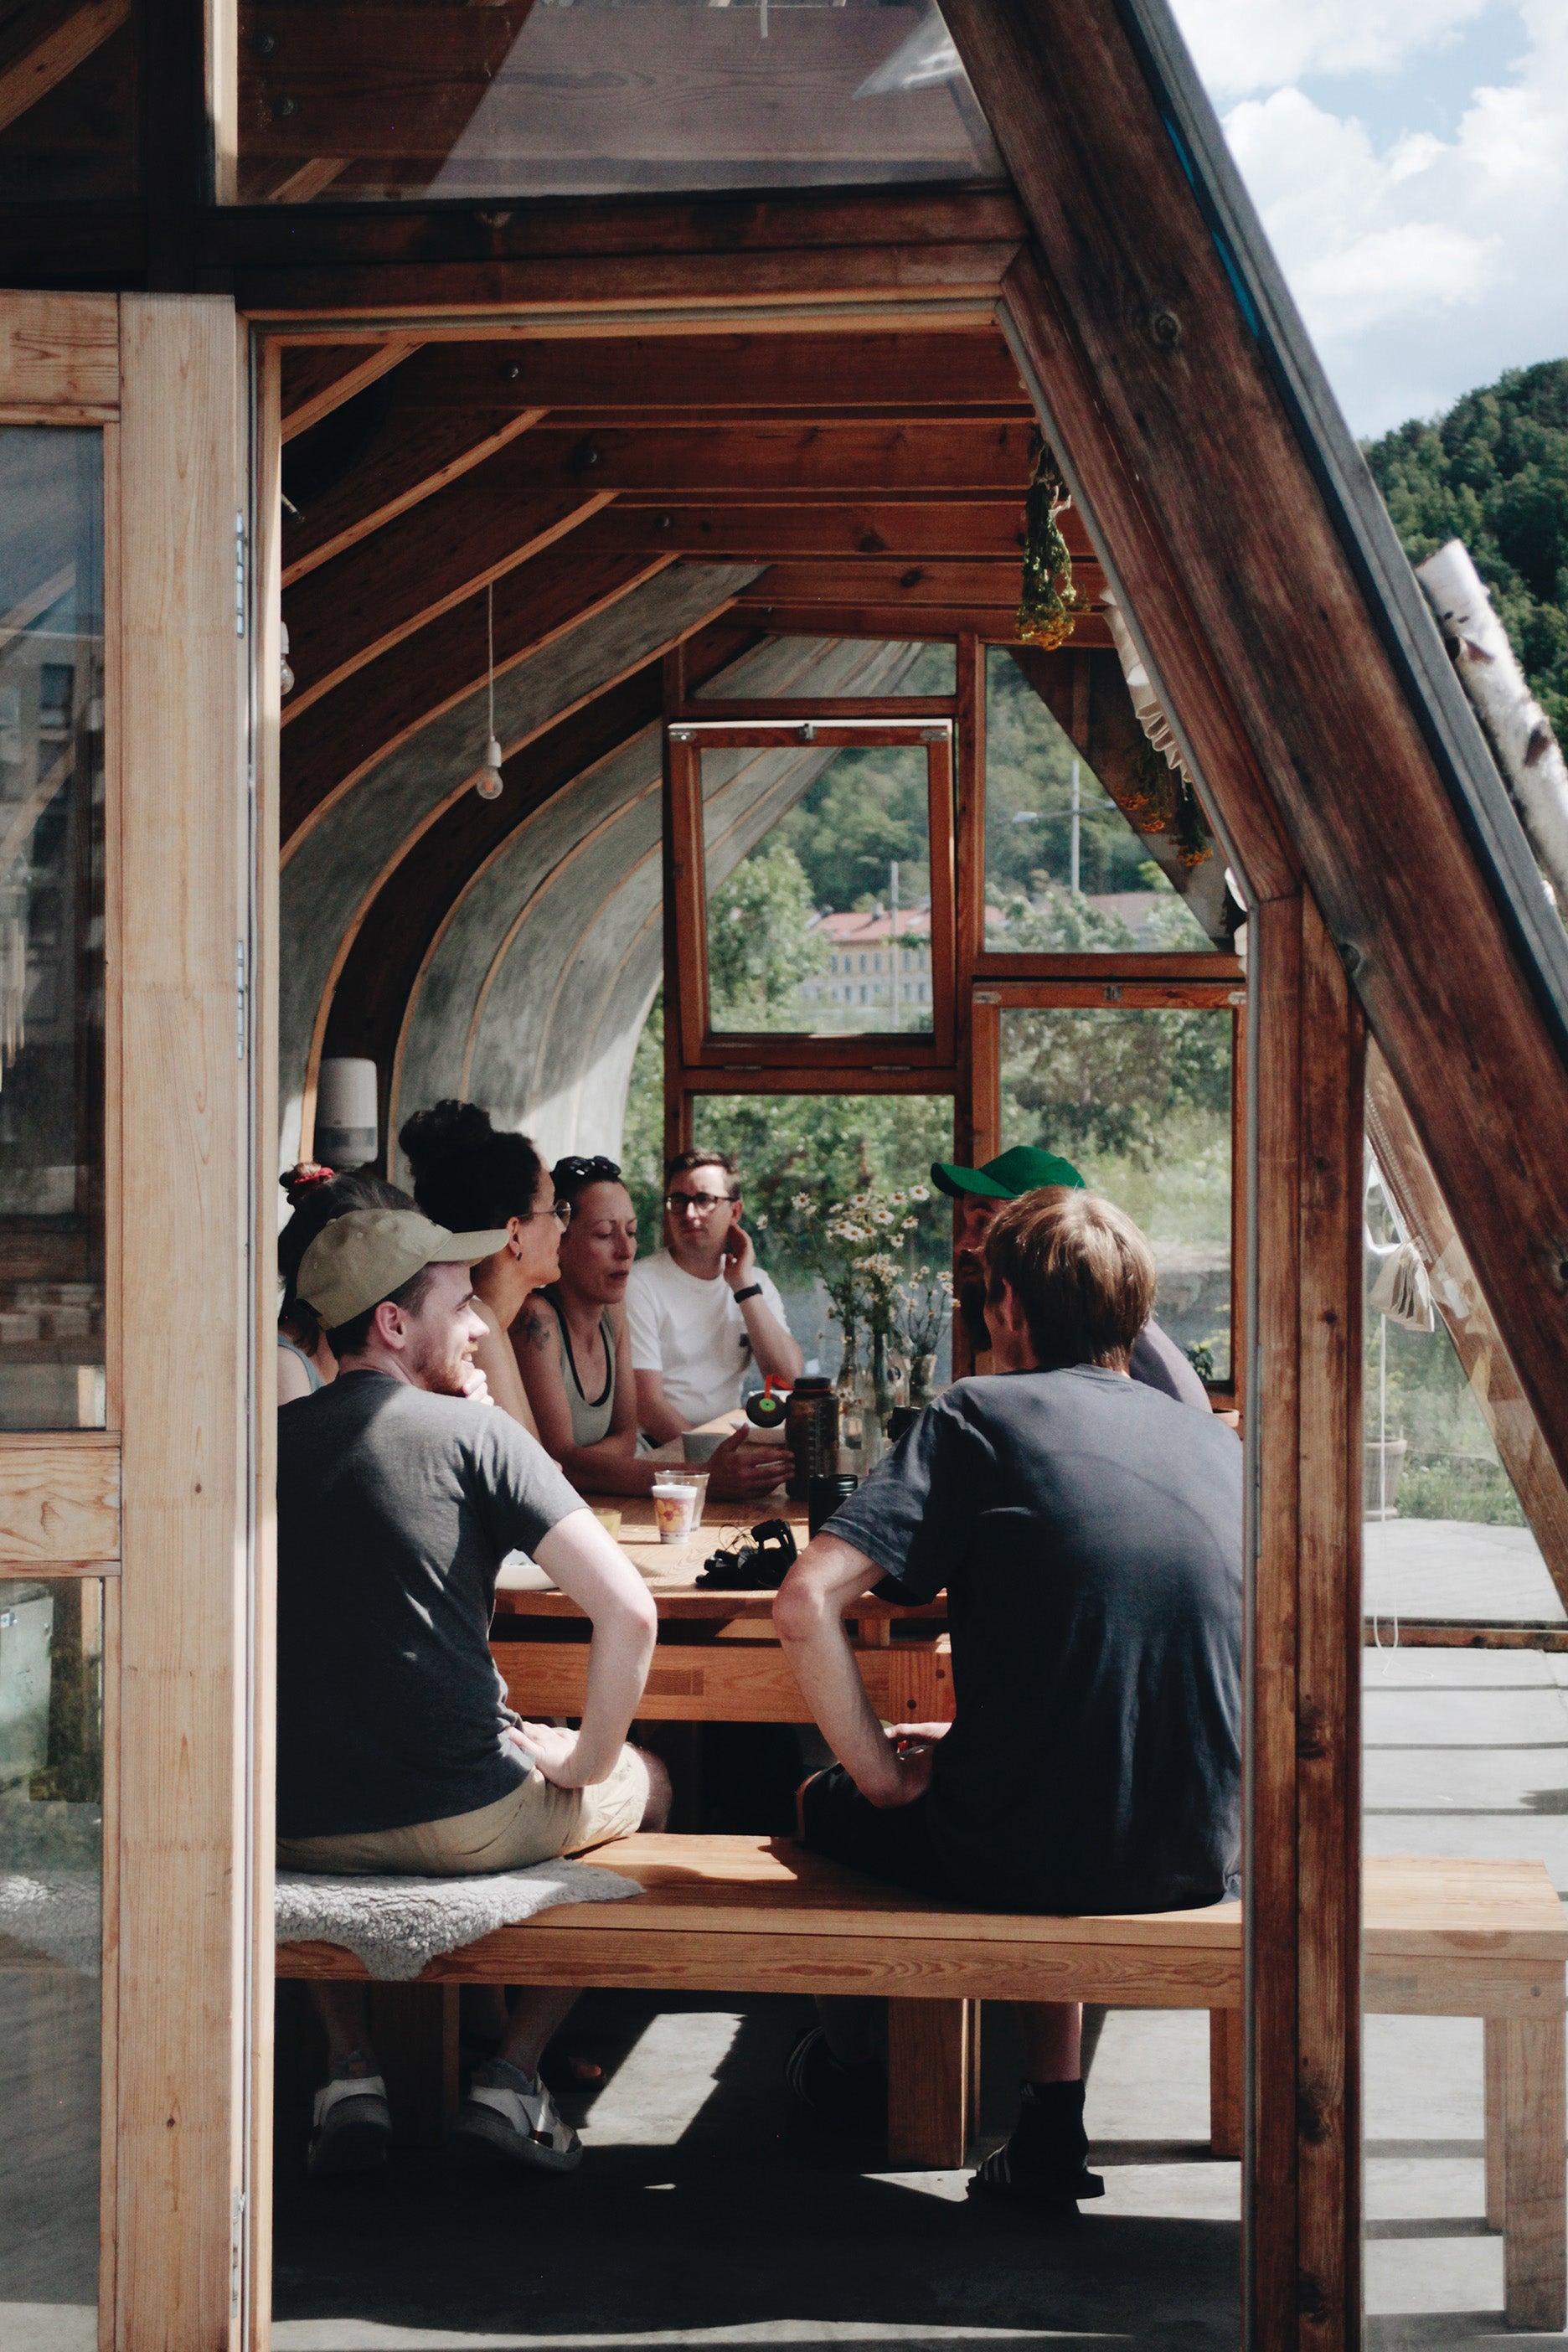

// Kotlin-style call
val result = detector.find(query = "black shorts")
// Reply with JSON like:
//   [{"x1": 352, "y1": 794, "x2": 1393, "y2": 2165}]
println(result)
[{"x1": 797, "y1": 1764, "x2": 955, "y2": 1900}]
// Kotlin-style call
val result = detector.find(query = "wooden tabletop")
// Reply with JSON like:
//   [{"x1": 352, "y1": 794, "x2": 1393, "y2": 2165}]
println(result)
[{"x1": 494, "y1": 1488, "x2": 945, "y2": 1622}]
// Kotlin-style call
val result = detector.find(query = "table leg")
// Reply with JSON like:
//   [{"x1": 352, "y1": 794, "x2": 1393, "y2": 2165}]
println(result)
[
  {"x1": 888, "y1": 1998, "x2": 972, "y2": 2169},
  {"x1": 1500, "y1": 2009, "x2": 1566, "y2": 2331},
  {"x1": 1483, "y1": 2015, "x2": 1506, "y2": 2231},
  {"x1": 1209, "y1": 2008, "x2": 1243, "y2": 2160},
  {"x1": 369, "y1": 1983, "x2": 460, "y2": 2145}
]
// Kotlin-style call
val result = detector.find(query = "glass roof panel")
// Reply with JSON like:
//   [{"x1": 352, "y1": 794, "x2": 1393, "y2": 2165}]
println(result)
[{"x1": 235, "y1": 1, "x2": 1003, "y2": 205}]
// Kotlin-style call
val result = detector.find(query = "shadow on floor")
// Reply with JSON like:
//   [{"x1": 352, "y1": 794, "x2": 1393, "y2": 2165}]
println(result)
[{"x1": 272, "y1": 1991, "x2": 1241, "y2": 2349}]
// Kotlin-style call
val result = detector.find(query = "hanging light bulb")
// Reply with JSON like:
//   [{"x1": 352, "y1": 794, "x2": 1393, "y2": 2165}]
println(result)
[
  {"x1": 468, "y1": 581, "x2": 504, "y2": 799},
  {"x1": 279, "y1": 621, "x2": 295, "y2": 700},
  {"x1": 475, "y1": 735, "x2": 503, "y2": 799}
]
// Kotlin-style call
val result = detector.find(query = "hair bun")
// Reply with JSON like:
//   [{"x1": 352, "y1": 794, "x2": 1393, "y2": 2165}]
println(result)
[
  {"x1": 281, "y1": 1161, "x2": 336, "y2": 1204},
  {"x1": 398, "y1": 1097, "x2": 496, "y2": 1179}
]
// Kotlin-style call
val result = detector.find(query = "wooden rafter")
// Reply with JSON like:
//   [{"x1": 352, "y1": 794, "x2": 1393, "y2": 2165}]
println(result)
[
  {"x1": 0, "y1": 0, "x2": 130, "y2": 135},
  {"x1": 558, "y1": 503, "x2": 1032, "y2": 565},
  {"x1": 280, "y1": 488, "x2": 611, "y2": 719},
  {"x1": 280, "y1": 339, "x2": 417, "y2": 441},
  {"x1": 383, "y1": 331, "x2": 1031, "y2": 415},
  {"x1": 281, "y1": 405, "x2": 547, "y2": 585},
  {"x1": 422, "y1": 423, "x2": 1034, "y2": 499},
  {"x1": 733, "y1": 559, "x2": 1101, "y2": 610},
  {"x1": 281, "y1": 550, "x2": 678, "y2": 844}
]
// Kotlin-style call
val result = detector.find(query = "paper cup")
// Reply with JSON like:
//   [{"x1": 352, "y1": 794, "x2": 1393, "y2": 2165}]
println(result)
[{"x1": 651, "y1": 1480, "x2": 699, "y2": 1545}]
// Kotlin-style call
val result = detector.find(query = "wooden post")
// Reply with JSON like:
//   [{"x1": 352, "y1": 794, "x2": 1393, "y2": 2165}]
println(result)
[
  {"x1": 1249, "y1": 890, "x2": 1364, "y2": 2349},
  {"x1": 888, "y1": 1999, "x2": 972, "y2": 2169},
  {"x1": 1210, "y1": 2009, "x2": 1243, "y2": 2161},
  {"x1": 115, "y1": 295, "x2": 251, "y2": 2351}
]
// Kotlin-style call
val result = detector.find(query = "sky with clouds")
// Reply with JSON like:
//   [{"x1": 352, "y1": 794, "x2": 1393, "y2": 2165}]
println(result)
[{"x1": 1167, "y1": 0, "x2": 1568, "y2": 440}]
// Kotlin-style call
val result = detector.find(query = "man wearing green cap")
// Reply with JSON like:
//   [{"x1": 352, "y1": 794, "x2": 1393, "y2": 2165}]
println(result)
[
  {"x1": 931, "y1": 1146, "x2": 1210, "y2": 1408},
  {"x1": 276, "y1": 1209, "x2": 668, "y2": 2179}
]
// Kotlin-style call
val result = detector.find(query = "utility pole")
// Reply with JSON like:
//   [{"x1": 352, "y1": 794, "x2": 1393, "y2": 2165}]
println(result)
[
  {"x1": 890, "y1": 858, "x2": 900, "y2": 1026},
  {"x1": 1070, "y1": 758, "x2": 1081, "y2": 897}
]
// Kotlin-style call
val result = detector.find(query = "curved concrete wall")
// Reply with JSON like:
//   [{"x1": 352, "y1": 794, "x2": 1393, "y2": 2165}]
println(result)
[
  {"x1": 276, "y1": 561, "x2": 759, "y2": 1171},
  {"x1": 389, "y1": 634, "x2": 927, "y2": 1175}
]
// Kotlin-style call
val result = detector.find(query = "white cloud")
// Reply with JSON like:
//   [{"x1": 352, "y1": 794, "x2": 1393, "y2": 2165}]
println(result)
[
  {"x1": 1178, "y1": 0, "x2": 1568, "y2": 432},
  {"x1": 1172, "y1": 0, "x2": 1490, "y2": 102}
]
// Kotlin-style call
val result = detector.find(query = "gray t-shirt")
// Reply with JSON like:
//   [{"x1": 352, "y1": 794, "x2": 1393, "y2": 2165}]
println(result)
[{"x1": 276, "y1": 1369, "x2": 583, "y2": 1839}]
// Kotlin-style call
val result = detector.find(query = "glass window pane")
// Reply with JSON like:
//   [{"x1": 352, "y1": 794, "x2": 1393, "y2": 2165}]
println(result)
[
  {"x1": 984, "y1": 646, "x2": 1225, "y2": 954},
  {"x1": 234, "y1": 1, "x2": 1003, "y2": 205},
  {"x1": 704, "y1": 741, "x2": 933, "y2": 1035},
  {"x1": 0, "y1": 5, "x2": 138, "y2": 202},
  {"x1": 641, "y1": 1090, "x2": 953, "y2": 1385},
  {"x1": 0, "y1": 430, "x2": 106, "y2": 1432},
  {"x1": 1360, "y1": 1060, "x2": 1566, "y2": 2334},
  {"x1": 998, "y1": 1006, "x2": 1233, "y2": 1382},
  {"x1": 0, "y1": 1577, "x2": 104, "y2": 2340}
]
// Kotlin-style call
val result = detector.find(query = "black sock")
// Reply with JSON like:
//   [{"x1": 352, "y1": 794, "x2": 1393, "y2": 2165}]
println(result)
[{"x1": 1010, "y1": 2078, "x2": 1088, "y2": 2172}]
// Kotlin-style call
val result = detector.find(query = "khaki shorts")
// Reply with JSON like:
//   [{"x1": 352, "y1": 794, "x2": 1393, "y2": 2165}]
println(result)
[{"x1": 276, "y1": 1746, "x2": 650, "y2": 1877}]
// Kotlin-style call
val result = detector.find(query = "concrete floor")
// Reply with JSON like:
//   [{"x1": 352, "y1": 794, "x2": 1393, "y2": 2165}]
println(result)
[{"x1": 8, "y1": 1550, "x2": 1568, "y2": 2349}]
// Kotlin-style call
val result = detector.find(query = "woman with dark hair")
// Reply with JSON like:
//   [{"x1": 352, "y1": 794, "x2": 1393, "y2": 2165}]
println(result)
[
  {"x1": 398, "y1": 1099, "x2": 565, "y2": 1441},
  {"x1": 521, "y1": 1154, "x2": 792, "y2": 1503},
  {"x1": 276, "y1": 1162, "x2": 413, "y2": 1405}
]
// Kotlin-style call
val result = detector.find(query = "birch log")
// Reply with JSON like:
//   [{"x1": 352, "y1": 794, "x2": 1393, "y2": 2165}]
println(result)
[{"x1": 1416, "y1": 539, "x2": 1568, "y2": 908}]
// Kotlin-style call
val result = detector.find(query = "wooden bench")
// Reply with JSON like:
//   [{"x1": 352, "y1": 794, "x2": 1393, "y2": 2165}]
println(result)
[{"x1": 276, "y1": 1839, "x2": 1567, "y2": 2330}]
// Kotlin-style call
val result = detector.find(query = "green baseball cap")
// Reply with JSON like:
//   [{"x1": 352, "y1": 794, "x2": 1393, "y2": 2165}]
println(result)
[{"x1": 930, "y1": 1145, "x2": 1086, "y2": 1200}]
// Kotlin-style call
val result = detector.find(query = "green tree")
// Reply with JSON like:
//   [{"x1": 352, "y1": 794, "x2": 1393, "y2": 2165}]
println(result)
[
  {"x1": 775, "y1": 743, "x2": 930, "y2": 911},
  {"x1": 706, "y1": 837, "x2": 827, "y2": 1029},
  {"x1": 1364, "y1": 358, "x2": 1568, "y2": 736},
  {"x1": 1008, "y1": 1004, "x2": 1231, "y2": 1168}
]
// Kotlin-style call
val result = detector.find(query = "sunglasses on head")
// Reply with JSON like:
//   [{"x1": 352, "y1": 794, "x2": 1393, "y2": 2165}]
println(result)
[{"x1": 553, "y1": 1154, "x2": 622, "y2": 1184}]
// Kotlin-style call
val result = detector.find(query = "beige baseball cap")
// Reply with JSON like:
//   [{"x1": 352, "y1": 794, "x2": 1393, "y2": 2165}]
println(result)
[{"x1": 297, "y1": 1209, "x2": 509, "y2": 1331}]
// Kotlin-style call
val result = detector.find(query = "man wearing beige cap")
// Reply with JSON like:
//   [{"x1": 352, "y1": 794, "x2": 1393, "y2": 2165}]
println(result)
[{"x1": 276, "y1": 1208, "x2": 667, "y2": 2179}]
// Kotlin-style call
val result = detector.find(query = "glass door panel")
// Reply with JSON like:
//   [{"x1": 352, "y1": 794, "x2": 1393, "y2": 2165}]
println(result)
[{"x1": 0, "y1": 430, "x2": 106, "y2": 1431}]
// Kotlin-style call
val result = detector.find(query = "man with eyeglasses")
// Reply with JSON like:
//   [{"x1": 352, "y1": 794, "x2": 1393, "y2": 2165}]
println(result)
[{"x1": 627, "y1": 1148, "x2": 804, "y2": 1442}]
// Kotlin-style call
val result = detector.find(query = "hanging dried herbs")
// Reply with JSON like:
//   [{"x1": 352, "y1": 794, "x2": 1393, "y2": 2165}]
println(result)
[{"x1": 1016, "y1": 432, "x2": 1087, "y2": 651}]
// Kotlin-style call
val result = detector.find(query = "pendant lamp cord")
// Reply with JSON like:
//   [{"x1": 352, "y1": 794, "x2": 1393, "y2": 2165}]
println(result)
[{"x1": 487, "y1": 579, "x2": 495, "y2": 743}]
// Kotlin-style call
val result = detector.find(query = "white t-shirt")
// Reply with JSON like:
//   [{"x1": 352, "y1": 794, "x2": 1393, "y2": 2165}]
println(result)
[{"x1": 624, "y1": 1250, "x2": 787, "y2": 1428}]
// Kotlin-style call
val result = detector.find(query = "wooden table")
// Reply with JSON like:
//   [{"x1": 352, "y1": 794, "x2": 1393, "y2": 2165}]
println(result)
[{"x1": 492, "y1": 1489, "x2": 953, "y2": 1726}]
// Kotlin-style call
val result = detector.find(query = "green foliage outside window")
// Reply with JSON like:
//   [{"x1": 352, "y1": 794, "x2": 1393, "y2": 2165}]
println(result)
[{"x1": 1364, "y1": 357, "x2": 1568, "y2": 737}]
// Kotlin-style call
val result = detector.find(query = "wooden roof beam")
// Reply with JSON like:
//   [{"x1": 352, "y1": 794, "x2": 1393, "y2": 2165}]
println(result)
[
  {"x1": 0, "y1": 0, "x2": 129, "y2": 134},
  {"x1": 563, "y1": 503, "x2": 1032, "y2": 565},
  {"x1": 281, "y1": 340, "x2": 419, "y2": 441},
  {"x1": 384, "y1": 330, "x2": 1031, "y2": 415},
  {"x1": 348, "y1": 422, "x2": 1035, "y2": 499},
  {"x1": 732, "y1": 606, "x2": 1115, "y2": 650},
  {"x1": 733, "y1": 559, "x2": 1101, "y2": 611},
  {"x1": 281, "y1": 479, "x2": 611, "y2": 719},
  {"x1": 281, "y1": 549, "x2": 681, "y2": 843},
  {"x1": 282, "y1": 404, "x2": 549, "y2": 585}
]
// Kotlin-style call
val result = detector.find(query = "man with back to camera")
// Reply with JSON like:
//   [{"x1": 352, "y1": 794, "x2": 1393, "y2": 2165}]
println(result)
[
  {"x1": 933, "y1": 1143, "x2": 1213, "y2": 1407},
  {"x1": 627, "y1": 1147, "x2": 804, "y2": 1442},
  {"x1": 773, "y1": 1188, "x2": 1242, "y2": 2208},
  {"x1": 276, "y1": 1207, "x2": 669, "y2": 2179}
]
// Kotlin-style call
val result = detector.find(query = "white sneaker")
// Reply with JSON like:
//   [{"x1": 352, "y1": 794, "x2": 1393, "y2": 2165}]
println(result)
[
  {"x1": 450, "y1": 2059, "x2": 583, "y2": 2173},
  {"x1": 307, "y1": 2060, "x2": 393, "y2": 2177}
]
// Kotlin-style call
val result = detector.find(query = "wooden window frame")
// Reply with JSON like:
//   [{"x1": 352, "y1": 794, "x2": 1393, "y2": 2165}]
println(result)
[
  {"x1": 665, "y1": 714, "x2": 958, "y2": 1075},
  {"x1": 966, "y1": 974, "x2": 1246, "y2": 1411}
]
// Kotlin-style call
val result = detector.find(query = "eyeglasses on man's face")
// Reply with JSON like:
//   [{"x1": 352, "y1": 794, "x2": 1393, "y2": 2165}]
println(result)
[
  {"x1": 524, "y1": 1200, "x2": 573, "y2": 1226},
  {"x1": 554, "y1": 1154, "x2": 621, "y2": 1184},
  {"x1": 664, "y1": 1189, "x2": 735, "y2": 1217}
]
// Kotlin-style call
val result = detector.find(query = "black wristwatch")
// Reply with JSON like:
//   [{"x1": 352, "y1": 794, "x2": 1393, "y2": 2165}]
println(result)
[{"x1": 732, "y1": 1282, "x2": 764, "y2": 1303}]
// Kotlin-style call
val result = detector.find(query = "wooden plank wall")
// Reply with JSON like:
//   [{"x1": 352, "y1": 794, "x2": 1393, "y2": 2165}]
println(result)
[{"x1": 115, "y1": 294, "x2": 250, "y2": 2352}]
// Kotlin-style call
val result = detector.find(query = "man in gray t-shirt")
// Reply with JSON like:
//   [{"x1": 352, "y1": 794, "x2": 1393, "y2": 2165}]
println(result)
[{"x1": 276, "y1": 1208, "x2": 665, "y2": 2179}]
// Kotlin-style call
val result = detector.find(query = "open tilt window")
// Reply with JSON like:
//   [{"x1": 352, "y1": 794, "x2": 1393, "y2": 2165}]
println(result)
[{"x1": 663, "y1": 697, "x2": 958, "y2": 1100}]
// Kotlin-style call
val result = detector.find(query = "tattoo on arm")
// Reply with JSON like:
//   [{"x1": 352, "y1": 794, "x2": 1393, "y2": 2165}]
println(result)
[{"x1": 520, "y1": 1305, "x2": 554, "y2": 1354}]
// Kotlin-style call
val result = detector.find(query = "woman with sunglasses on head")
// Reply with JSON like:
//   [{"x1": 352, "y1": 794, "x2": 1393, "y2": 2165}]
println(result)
[
  {"x1": 398, "y1": 1100, "x2": 569, "y2": 1441},
  {"x1": 519, "y1": 1154, "x2": 793, "y2": 1504}
]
